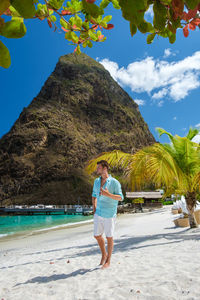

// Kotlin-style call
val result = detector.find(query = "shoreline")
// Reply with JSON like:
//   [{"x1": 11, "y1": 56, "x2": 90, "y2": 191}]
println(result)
[
  {"x1": 0, "y1": 218, "x2": 94, "y2": 242},
  {"x1": 0, "y1": 213, "x2": 93, "y2": 242}
]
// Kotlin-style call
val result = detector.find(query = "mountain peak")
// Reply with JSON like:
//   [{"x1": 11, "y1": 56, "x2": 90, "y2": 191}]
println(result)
[{"x1": 59, "y1": 53, "x2": 105, "y2": 70}]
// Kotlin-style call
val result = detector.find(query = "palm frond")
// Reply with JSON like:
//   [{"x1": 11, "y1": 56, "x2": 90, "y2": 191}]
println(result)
[
  {"x1": 126, "y1": 143, "x2": 184, "y2": 191},
  {"x1": 191, "y1": 172, "x2": 200, "y2": 192},
  {"x1": 156, "y1": 127, "x2": 174, "y2": 143},
  {"x1": 85, "y1": 150, "x2": 132, "y2": 175},
  {"x1": 186, "y1": 127, "x2": 199, "y2": 140},
  {"x1": 171, "y1": 136, "x2": 200, "y2": 176}
]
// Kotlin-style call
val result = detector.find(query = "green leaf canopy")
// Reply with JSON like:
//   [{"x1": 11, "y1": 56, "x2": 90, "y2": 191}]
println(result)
[
  {"x1": 0, "y1": 19, "x2": 26, "y2": 38},
  {"x1": 0, "y1": 40, "x2": 11, "y2": 68},
  {"x1": 10, "y1": 0, "x2": 36, "y2": 18}
]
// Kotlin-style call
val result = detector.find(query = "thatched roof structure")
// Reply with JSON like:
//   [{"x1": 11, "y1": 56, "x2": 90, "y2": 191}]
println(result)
[{"x1": 126, "y1": 192, "x2": 162, "y2": 199}]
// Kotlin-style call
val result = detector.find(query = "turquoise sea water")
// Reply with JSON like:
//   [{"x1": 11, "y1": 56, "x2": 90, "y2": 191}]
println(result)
[{"x1": 0, "y1": 214, "x2": 93, "y2": 238}]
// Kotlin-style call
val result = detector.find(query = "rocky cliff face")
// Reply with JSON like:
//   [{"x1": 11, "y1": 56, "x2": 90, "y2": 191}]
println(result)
[{"x1": 0, "y1": 53, "x2": 155, "y2": 205}]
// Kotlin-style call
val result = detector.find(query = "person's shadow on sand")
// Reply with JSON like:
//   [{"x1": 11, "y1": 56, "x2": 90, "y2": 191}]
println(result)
[{"x1": 14, "y1": 267, "x2": 99, "y2": 286}]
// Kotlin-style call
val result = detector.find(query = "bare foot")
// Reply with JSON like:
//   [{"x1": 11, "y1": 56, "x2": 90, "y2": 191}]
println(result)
[
  {"x1": 99, "y1": 253, "x2": 107, "y2": 265},
  {"x1": 101, "y1": 259, "x2": 110, "y2": 269},
  {"x1": 101, "y1": 262, "x2": 110, "y2": 269}
]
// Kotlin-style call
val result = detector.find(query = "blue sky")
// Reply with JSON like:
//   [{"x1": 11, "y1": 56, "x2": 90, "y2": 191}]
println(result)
[{"x1": 0, "y1": 4, "x2": 200, "y2": 144}]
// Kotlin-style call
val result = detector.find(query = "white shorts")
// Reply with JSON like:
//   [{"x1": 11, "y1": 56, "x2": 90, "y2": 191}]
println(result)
[{"x1": 94, "y1": 214, "x2": 116, "y2": 237}]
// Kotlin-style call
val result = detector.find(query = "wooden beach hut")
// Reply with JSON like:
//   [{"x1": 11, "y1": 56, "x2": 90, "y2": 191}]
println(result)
[{"x1": 126, "y1": 191, "x2": 163, "y2": 208}]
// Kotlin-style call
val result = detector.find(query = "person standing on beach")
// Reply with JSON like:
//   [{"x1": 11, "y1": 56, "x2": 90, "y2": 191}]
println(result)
[{"x1": 92, "y1": 160, "x2": 124, "y2": 269}]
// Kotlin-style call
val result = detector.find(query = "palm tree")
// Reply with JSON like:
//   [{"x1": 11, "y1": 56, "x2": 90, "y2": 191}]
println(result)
[{"x1": 86, "y1": 128, "x2": 200, "y2": 228}]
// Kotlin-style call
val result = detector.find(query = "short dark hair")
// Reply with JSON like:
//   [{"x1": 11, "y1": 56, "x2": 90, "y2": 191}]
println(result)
[{"x1": 97, "y1": 160, "x2": 109, "y2": 170}]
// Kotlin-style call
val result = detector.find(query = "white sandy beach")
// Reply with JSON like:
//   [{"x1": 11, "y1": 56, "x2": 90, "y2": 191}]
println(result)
[{"x1": 1, "y1": 205, "x2": 200, "y2": 300}]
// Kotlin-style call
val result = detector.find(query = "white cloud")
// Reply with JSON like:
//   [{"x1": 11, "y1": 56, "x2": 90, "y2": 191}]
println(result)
[
  {"x1": 169, "y1": 72, "x2": 200, "y2": 101},
  {"x1": 158, "y1": 100, "x2": 164, "y2": 107},
  {"x1": 100, "y1": 58, "x2": 119, "y2": 81},
  {"x1": 99, "y1": 51, "x2": 200, "y2": 104},
  {"x1": 152, "y1": 88, "x2": 168, "y2": 99},
  {"x1": 134, "y1": 99, "x2": 145, "y2": 106},
  {"x1": 173, "y1": 117, "x2": 177, "y2": 120},
  {"x1": 192, "y1": 124, "x2": 200, "y2": 143},
  {"x1": 163, "y1": 48, "x2": 177, "y2": 58},
  {"x1": 164, "y1": 48, "x2": 172, "y2": 58},
  {"x1": 192, "y1": 134, "x2": 200, "y2": 143}
]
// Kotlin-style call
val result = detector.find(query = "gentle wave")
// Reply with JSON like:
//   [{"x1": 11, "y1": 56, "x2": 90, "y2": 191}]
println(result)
[
  {"x1": 0, "y1": 232, "x2": 14, "y2": 238},
  {"x1": 33, "y1": 219, "x2": 94, "y2": 233}
]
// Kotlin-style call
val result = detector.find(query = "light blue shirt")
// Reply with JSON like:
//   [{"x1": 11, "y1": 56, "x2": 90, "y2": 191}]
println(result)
[{"x1": 92, "y1": 175, "x2": 124, "y2": 218}]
